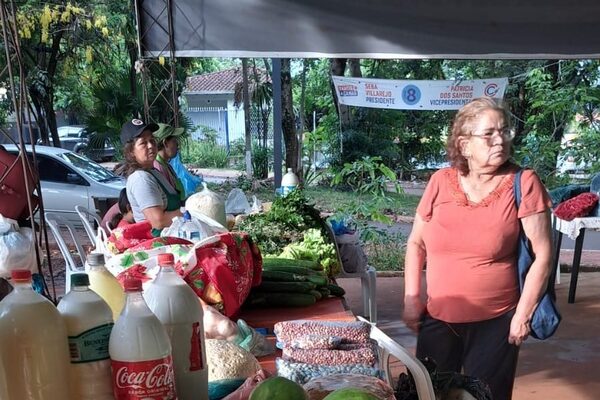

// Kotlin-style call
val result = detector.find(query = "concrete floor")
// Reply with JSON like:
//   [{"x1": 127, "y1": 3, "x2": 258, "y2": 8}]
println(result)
[{"x1": 337, "y1": 272, "x2": 600, "y2": 400}]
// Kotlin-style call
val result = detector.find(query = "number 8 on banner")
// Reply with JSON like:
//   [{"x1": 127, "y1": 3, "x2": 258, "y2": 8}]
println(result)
[{"x1": 402, "y1": 84, "x2": 421, "y2": 105}]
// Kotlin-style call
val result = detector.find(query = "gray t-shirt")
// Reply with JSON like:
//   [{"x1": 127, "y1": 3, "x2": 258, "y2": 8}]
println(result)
[{"x1": 126, "y1": 169, "x2": 177, "y2": 222}]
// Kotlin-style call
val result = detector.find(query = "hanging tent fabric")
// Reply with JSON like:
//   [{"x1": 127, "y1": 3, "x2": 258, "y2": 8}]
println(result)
[{"x1": 137, "y1": 0, "x2": 600, "y2": 59}]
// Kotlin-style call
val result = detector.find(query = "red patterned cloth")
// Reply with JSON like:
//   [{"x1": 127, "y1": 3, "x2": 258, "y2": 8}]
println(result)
[
  {"x1": 106, "y1": 221, "x2": 155, "y2": 254},
  {"x1": 554, "y1": 192, "x2": 599, "y2": 221},
  {"x1": 184, "y1": 232, "x2": 262, "y2": 317}
]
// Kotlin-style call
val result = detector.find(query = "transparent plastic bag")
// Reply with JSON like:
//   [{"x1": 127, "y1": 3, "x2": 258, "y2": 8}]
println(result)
[
  {"x1": 281, "y1": 335, "x2": 343, "y2": 350},
  {"x1": 282, "y1": 344, "x2": 378, "y2": 366},
  {"x1": 0, "y1": 226, "x2": 37, "y2": 278},
  {"x1": 276, "y1": 358, "x2": 382, "y2": 385},
  {"x1": 225, "y1": 189, "x2": 251, "y2": 215},
  {"x1": 234, "y1": 319, "x2": 275, "y2": 357},
  {"x1": 274, "y1": 320, "x2": 372, "y2": 345},
  {"x1": 303, "y1": 373, "x2": 396, "y2": 400}
]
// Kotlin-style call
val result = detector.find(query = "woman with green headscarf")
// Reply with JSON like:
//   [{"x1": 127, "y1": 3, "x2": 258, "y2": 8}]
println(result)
[{"x1": 153, "y1": 123, "x2": 186, "y2": 205}]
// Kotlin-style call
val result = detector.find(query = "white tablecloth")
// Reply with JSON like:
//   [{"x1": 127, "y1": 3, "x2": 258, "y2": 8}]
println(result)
[{"x1": 551, "y1": 214, "x2": 600, "y2": 240}]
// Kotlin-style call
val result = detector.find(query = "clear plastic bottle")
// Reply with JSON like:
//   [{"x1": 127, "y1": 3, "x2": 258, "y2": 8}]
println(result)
[
  {"x1": 87, "y1": 252, "x2": 125, "y2": 321},
  {"x1": 0, "y1": 269, "x2": 72, "y2": 400},
  {"x1": 145, "y1": 253, "x2": 208, "y2": 400},
  {"x1": 109, "y1": 278, "x2": 176, "y2": 399},
  {"x1": 57, "y1": 273, "x2": 114, "y2": 400},
  {"x1": 179, "y1": 210, "x2": 203, "y2": 241},
  {"x1": 281, "y1": 168, "x2": 299, "y2": 196}
]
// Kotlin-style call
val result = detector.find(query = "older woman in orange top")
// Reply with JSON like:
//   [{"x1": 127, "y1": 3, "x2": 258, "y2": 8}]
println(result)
[{"x1": 403, "y1": 97, "x2": 553, "y2": 400}]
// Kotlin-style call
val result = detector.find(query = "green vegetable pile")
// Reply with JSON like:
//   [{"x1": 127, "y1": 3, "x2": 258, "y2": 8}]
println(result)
[
  {"x1": 280, "y1": 229, "x2": 340, "y2": 277},
  {"x1": 236, "y1": 190, "x2": 323, "y2": 255}
]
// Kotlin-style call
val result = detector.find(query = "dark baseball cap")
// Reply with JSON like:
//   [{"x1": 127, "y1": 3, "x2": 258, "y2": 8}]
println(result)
[{"x1": 120, "y1": 119, "x2": 159, "y2": 145}]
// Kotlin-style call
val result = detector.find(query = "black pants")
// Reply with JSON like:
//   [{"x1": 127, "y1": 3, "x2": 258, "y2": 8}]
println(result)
[{"x1": 416, "y1": 310, "x2": 520, "y2": 400}]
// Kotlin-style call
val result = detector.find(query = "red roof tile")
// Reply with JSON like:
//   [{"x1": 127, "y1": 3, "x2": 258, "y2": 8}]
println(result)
[{"x1": 185, "y1": 68, "x2": 270, "y2": 93}]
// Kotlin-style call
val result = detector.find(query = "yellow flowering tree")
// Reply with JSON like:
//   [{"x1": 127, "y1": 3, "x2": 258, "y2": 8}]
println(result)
[{"x1": 5, "y1": 1, "x2": 114, "y2": 145}]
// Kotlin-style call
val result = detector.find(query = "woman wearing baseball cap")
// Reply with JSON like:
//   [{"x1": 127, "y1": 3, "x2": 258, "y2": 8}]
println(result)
[{"x1": 119, "y1": 119, "x2": 182, "y2": 234}]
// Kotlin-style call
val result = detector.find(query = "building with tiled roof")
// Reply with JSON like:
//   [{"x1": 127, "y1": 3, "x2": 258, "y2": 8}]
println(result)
[
  {"x1": 184, "y1": 67, "x2": 270, "y2": 94},
  {"x1": 182, "y1": 68, "x2": 271, "y2": 148}
]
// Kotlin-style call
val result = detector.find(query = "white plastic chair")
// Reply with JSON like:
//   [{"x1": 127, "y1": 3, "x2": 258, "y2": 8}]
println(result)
[
  {"x1": 75, "y1": 205, "x2": 105, "y2": 246},
  {"x1": 339, "y1": 265, "x2": 377, "y2": 323},
  {"x1": 361, "y1": 316, "x2": 435, "y2": 400},
  {"x1": 45, "y1": 212, "x2": 87, "y2": 294},
  {"x1": 325, "y1": 223, "x2": 377, "y2": 323}
]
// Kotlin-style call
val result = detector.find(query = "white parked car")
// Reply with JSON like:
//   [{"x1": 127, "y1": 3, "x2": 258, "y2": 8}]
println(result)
[{"x1": 3, "y1": 145, "x2": 124, "y2": 223}]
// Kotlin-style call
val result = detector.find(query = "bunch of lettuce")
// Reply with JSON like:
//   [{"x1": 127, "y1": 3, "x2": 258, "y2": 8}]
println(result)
[{"x1": 280, "y1": 229, "x2": 340, "y2": 277}]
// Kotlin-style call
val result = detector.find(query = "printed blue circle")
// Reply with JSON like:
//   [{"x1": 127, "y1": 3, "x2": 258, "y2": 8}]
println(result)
[{"x1": 402, "y1": 85, "x2": 421, "y2": 105}]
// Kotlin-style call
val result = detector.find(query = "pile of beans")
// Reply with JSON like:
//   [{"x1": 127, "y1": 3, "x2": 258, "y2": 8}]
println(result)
[
  {"x1": 274, "y1": 320, "x2": 371, "y2": 345},
  {"x1": 282, "y1": 344, "x2": 377, "y2": 366},
  {"x1": 287, "y1": 335, "x2": 342, "y2": 350},
  {"x1": 276, "y1": 358, "x2": 382, "y2": 385}
]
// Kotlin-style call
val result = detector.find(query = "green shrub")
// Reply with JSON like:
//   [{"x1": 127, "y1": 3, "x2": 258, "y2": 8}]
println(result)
[
  {"x1": 181, "y1": 140, "x2": 228, "y2": 168},
  {"x1": 362, "y1": 230, "x2": 406, "y2": 272}
]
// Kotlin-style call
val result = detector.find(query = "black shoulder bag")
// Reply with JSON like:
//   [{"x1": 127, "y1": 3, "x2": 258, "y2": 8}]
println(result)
[{"x1": 514, "y1": 169, "x2": 561, "y2": 340}]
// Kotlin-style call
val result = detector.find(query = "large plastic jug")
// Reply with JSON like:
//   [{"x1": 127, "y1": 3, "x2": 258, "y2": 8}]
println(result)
[
  {"x1": 109, "y1": 277, "x2": 176, "y2": 399},
  {"x1": 0, "y1": 269, "x2": 72, "y2": 400},
  {"x1": 87, "y1": 252, "x2": 125, "y2": 321},
  {"x1": 58, "y1": 273, "x2": 114, "y2": 400},
  {"x1": 281, "y1": 168, "x2": 300, "y2": 196},
  {"x1": 145, "y1": 253, "x2": 208, "y2": 400}
]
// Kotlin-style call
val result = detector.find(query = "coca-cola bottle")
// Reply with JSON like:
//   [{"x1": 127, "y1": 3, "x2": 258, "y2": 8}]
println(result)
[
  {"x1": 109, "y1": 278, "x2": 176, "y2": 400},
  {"x1": 145, "y1": 253, "x2": 208, "y2": 400}
]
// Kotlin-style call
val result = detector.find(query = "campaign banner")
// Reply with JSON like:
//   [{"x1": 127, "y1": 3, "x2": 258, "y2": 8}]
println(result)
[{"x1": 332, "y1": 76, "x2": 508, "y2": 110}]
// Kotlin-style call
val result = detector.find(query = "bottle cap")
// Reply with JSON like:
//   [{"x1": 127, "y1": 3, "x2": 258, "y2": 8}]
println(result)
[
  {"x1": 157, "y1": 253, "x2": 175, "y2": 266},
  {"x1": 10, "y1": 269, "x2": 31, "y2": 281},
  {"x1": 183, "y1": 210, "x2": 191, "y2": 221},
  {"x1": 71, "y1": 273, "x2": 90, "y2": 287},
  {"x1": 123, "y1": 278, "x2": 143, "y2": 292},
  {"x1": 87, "y1": 253, "x2": 105, "y2": 266}
]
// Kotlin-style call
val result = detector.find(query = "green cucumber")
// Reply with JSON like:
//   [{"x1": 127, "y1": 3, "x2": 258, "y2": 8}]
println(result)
[
  {"x1": 327, "y1": 283, "x2": 346, "y2": 297},
  {"x1": 262, "y1": 264, "x2": 318, "y2": 276},
  {"x1": 309, "y1": 289, "x2": 323, "y2": 301},
  {"x1": 261, "y1": 270, "x2": 307, "y2": 282},
  {"x1": 262, "y1": 257, "x2": 322, "y2": 271},
  {"x1": 317, "y1": 287, "x2": 331, "y2": 298},
  {"x1": 306, "y1": 274, "x2": 328, "y2": 287},
  {"x1": 256, "y1": 281, "x2": 316, "y2": 293}
]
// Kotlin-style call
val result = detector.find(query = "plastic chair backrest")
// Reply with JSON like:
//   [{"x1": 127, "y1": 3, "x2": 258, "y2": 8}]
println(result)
[
  {"x1": 45, "y1": 212, "x2": 87, "y2": 293},
  {"x1": 362, "y1": 316, "x2": 435, "y2": 400},
  {"x1": 75, "y1": 205, "x2": 104, "y2": 245}
]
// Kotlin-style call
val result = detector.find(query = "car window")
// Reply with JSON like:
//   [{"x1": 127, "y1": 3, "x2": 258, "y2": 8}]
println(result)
[
  {"x1": 36, "y1": 154, "x2": 81, "y2": 184},
  {"x1": 58, "y1": 126, "x2": 84, "y2": 138},
  {"x1": 60, "y1": 152, "x2": 118, "y2": 182}
]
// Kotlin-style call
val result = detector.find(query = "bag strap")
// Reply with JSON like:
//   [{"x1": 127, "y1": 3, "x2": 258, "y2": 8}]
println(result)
[{"x1": 514, "y1": 168, "x2": 524, "y2": 209}]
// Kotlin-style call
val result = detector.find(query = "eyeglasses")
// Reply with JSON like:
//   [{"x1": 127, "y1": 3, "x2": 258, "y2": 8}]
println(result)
[{"x1": 470, "y1": 128, "x2": 515, "y2": 144}]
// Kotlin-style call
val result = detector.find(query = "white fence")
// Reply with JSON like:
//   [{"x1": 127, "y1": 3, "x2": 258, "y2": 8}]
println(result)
[{"x1": 185, "y1": 106, "x2": 272, "y2": 149}]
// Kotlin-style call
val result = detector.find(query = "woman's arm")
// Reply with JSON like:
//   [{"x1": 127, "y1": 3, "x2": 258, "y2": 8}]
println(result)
[
  {"x1": 403, "y1": 213, "x2": 428, "y2": 331},
  {"x1": 509, "y1": 209, "x2": 553, "y2": 345},
  {"x1": 142, "y1": 206, "x2": 182, "y2": 230}
]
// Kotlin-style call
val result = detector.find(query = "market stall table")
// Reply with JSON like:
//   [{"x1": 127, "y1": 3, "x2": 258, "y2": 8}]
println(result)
[
  {"x1": 237, "y1": 296, "x2": 436, "y2": 400},
  {"x1": 552, "y1": 214, "x2": 600, "y2": 303}
]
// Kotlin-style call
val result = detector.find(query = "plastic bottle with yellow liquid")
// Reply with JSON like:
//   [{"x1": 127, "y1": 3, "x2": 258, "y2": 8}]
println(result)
[{"x1": 87, "y1": 252, "x2": 125, "y2": 321}]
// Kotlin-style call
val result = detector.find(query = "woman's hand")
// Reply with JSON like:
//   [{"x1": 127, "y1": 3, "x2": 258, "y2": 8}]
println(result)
[
  {"x1": 508, "y1": 314, "x2": 530, "y2": 346},
  {"x1": 403, "y1": 295, "x2": 426, "y2": 332}
]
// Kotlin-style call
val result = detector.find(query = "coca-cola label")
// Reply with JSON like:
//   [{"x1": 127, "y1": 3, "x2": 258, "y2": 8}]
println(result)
[
  {"x1": 189, "y1": 322, "x2": 202, "y2": 371},
  {"x1": 111, "y1": 356, "x2": 177, "y2": 400}
]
